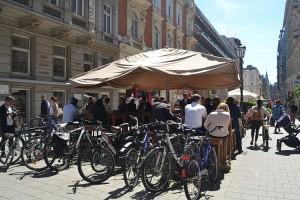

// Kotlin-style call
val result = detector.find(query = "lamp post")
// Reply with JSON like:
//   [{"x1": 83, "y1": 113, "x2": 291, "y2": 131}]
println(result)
[{"x1": 236, "y1": 45, "x2": 246, "y2": 113}]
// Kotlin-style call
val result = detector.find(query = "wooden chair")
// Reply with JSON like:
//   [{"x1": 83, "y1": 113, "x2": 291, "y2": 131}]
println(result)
[{"x1": 209, "y1": 138, "x2": 224, "y2": 174}]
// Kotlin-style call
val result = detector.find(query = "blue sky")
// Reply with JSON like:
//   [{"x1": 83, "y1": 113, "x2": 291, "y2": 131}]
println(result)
[{"x1": 195, "y1": 0, "x2": 286, "y2": 84}]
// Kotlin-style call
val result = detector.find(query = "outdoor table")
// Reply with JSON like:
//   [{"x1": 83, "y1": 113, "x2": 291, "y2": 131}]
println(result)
[{"x1": 78, "y1": 113, "x2": 93, "y2": 120}]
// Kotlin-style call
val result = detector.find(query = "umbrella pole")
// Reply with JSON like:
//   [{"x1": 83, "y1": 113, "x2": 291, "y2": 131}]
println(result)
[{"x1": 166, "y1": 79, "x2": 169, "y2": 102}]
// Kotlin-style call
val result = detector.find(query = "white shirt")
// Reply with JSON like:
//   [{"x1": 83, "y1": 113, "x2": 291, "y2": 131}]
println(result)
[
  {"x1": 185, "y1": 102, "x2": 207, "y2": 128},
  {"x1": 6, "y1": 106, "x2": 13, "y2": 126},
  {"x1": 62, "y1": 104, "x2": 78, "y2": 123},
  {"x1": 204, "y1": 109, "x2": 231, "y2": 137}
]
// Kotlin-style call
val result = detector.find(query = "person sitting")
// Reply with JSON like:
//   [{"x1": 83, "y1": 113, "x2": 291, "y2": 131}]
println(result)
[
  {"x1": 204, "y1": 103, "x2": 231, "y2": 138},
  {"x1": 86, "y1": 97, "x2": 95, "y2": 113},
  {"x1": 185, "y1": 94, "x2": 207, "y2": 130},
  {"x1": 62, "y1": 97, "x2": 78, "y2": 123},
  {"x1": 152, "y1": 96, "x2": 174, "y2": 122}
]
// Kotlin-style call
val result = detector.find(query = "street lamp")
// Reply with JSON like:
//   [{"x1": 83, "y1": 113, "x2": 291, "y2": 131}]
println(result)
[{"x1": 236, "y1": 45, "x2": 246, "y2": 113}]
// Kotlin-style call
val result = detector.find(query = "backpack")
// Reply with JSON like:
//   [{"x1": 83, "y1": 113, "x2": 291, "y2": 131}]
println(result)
[{"x1": 252, "y1": 107, "x2": 262, "y2": 121}]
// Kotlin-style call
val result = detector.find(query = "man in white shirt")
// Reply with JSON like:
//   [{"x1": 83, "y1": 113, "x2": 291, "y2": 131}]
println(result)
[
  {"x1": 185, "y1": 94, "x2": 207, "y2": 129},
  {"x1": 62, "y1": 97, "x2": 78, "y2": 123}
]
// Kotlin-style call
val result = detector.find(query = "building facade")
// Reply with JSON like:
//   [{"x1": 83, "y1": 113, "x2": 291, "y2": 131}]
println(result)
[
  {"x1": 243, "y1": 65, "x2": 261, "y2": 96},
  {"x1": 0, "y1": 0, "x2": 120, "y2": 122},
  {"x1": 278, "y1": 0, "x2": 300, "y2": 102}
]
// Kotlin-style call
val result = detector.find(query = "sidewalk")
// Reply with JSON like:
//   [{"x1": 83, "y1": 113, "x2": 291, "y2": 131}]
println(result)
[{"x1": 1, "y1": 122, "x2": 300, "y2": 200}]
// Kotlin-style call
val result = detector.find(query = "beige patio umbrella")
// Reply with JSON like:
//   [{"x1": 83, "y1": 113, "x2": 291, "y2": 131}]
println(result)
[
  {"x1": 70, "y1": 47, "x2": 240, "y2": 90},
  {"x1": 228, "y1": 88, "x2": 259, "y2": 101}
]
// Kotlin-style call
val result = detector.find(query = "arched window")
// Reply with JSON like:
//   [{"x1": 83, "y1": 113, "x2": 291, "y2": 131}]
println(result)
[{"x1": 131, "y1": 12, "x2": 138, "y2": 39}]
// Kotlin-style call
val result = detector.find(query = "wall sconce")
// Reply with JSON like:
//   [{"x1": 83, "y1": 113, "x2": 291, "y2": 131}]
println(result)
[
  {"x1": 87, "y1": 37, "x2": 95, "y2": 47},
  {"x1": 63, "y1": 30, "x2": 71, "y2": 38},
  {"x1": 32, "y1": 19, "x2": 41, "y2": 28}
]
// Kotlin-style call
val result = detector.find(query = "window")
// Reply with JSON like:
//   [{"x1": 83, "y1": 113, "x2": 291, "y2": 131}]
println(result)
[
  {"x1": 84, "y1": 53, "x2": 93, "y2": 72},
  {"x1": 168, "y1": 34, "x2": 172, "y2": 48},
  {"x1": 53, "y1": 45, "x2": 66, "y2": 78},
  {"x1": 53, "y1": 90, "x2": 66, "y2": 108},
  {"x1": 154, "y1": 27, "x2": 159, "y2": 49},
  {"x1": 177, "y1": 7, "x2": 181, "y2": 26},
  {"x1": 177, "y1": 37, "x2": 182, "y2": 49},
  {"x1": 167, "y1": 0, "x2": 172, "y2": 18},
  {"x1": 12, "y1": 35, "x2": 30, "y2": 74},
  {"x1": 131, "y1": 12, "x2": 138, "y2": 39},
  {"x1": 45, "y1": 0, "x2": 59, "y2": 6},
  {"x1": 71, "y1": 0, "x2": 84, "y2": 16},
  {"x1": 103, "y1": 4, "x2": 112, "y2": 34},
  {"x1": 153, "y1": 0, "x2": 159, "y2": 8},
  {"x1": 102, "y1": 57, "x2": 111, "y2": 65},
  {"x1": 250, "y1": 83, "x2": 253, "y2": 86}
]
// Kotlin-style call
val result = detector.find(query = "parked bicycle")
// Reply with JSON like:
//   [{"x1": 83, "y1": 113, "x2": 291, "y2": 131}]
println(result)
[
  {"x1": 0, "y1": 116, "x2": 43, "y2": 170},
  {"x1": 183, "y1": 126, "x2": 222, "y2": 200},
  {"x1": 43, "y1": 120, "x2": 98, "y2": 171},
  {"x1": 261, "y1": 118, "x2": 270, "y2": 151}
]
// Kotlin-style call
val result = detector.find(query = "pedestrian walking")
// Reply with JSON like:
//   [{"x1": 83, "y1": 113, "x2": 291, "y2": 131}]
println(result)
[
  {"x1": 40, "y1": 95, "x2": 50, "y2": 118},
  {"x1": 272, "y1": 100, "x2": 284, "y2": 133},
  {"x1": 289, "y1": 100, "x2": 298, "y2": 125},
  {"x1": 49, "y1": 97, "x2": 59, "y2": 124},
  {"x1": 248, "y1": 99, "x2": 271, "y2": 146}
]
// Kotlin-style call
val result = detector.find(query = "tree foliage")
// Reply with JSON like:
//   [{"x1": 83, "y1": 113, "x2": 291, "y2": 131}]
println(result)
[{"x1": 294, "y1": 85, "x2": 300, "y2": 104}]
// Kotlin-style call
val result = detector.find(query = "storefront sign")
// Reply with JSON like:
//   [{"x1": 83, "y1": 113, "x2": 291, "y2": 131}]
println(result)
[{"x1": 0, "y1": 85, "x2": 9, "y2": 94}]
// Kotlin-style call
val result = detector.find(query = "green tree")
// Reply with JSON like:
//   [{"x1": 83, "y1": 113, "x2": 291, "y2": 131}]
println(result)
[{"x1": 294, "y1": 85, "x2": 300, "y2": 104}]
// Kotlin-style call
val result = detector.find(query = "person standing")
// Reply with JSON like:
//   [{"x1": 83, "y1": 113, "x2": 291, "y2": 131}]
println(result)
[
  {"x1": 152, "y1": 96, "x2": 174, "y2": 122},
  {"x1": 86, "y1": 97, "x2": 95, "y2": 113},
  {"x1": 179, "y1": 93, "x2": 188, "y2": 117},
  {"x1": 272, "y1": 100, "x2": 284, "y2": 133},
  {"x1": 104, "y1": 97, "x2": 112, "y2": 114},
  {"x1": 185, "y1": 94, "x2": 207, "y2": 130},
  {"x1": 227, "y1": 97, "x2": 243, "y2": 154},
  {"x1": 49, "y1": 97, "x2": 59, "y2": 124},
  {"x1": 93, "y1": 99, "x2": 107, "y2": 124},
  {"x1": 248, "y1": 99, "x2": 271, "y2": 146},
  {"x1": 62, "y1": 97, "x2": 78, "y2": 123},
  {"x1": 0, "y1": 96, "x2": 16, "y2": 157},
  {"x1": 289, "y1": 100, "x2": 298, "y2": 125},
  {"x1": 40, "y1": 95, "x2": 50, "y2": 118}
]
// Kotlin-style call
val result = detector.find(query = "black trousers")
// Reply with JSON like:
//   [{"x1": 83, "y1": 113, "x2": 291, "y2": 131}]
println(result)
[
  {"x1": 1, "y1": 125, "x2": 15, "y2": 152},
  {"x1": 251, "y1": 120, "x2": 262, "y2": 141}
]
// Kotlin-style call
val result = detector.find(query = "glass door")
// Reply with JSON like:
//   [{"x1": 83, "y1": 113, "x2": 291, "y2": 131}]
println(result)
[{"x1": 11, "y1": 88, "x2": 30, "y2": 124}]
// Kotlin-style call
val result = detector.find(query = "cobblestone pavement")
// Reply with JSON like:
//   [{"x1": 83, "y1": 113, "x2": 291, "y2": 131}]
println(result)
[{"x1": 1, "y1": 120, "x2": 300, "y2": 200}]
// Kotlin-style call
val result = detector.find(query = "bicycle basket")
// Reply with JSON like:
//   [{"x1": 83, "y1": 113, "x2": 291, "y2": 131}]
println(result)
[{"x1": 52, "y1": 133, "x2": 70, "y2": 155}]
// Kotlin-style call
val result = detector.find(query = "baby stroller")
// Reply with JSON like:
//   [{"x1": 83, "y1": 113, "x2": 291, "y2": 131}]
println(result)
[{"x1": 276, "y1": 114, "x2": 300, "y2": 151}]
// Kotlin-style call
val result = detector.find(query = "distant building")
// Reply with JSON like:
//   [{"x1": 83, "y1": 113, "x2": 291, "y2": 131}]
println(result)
[{"x1": 243, "y1": 65, "x2": 261, "y2": 96}]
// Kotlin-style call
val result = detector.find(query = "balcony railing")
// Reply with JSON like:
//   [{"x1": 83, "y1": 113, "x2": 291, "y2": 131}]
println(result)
[
  {"x1": 13, "y1": 0, "x2": 29, "y2": 6},
  {"x1": 72, "y1": 16, "x2": 87, "y2": 29},
  {"x1": 43, "y1": 3, "x2": 62, "y2": 19},
  {"x1": 186, "y1": 30, "x2": 194, "y2": 37}
]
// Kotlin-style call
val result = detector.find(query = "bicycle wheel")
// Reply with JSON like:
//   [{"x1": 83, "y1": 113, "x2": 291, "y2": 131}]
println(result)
[
  {"x1": 43, "y1": 140, "x2": 69, "y2": 171},
  {"x1": 123, "y1": 148, "x2": 140, "y2": 189},
  {"x1": 184, "y1": 159, "x2": 202, "y2": 200},
  {"x1": 0, "y1": 136, "x2": 24, "y2": 165},
  {"x1": 207, "y1": 147, "x2": 218, "y2": 182},
  {"x1": 21, "y1": 136, "x2": 48, "y2": 171},
  {"x1": 77, "y1": 146, "x2": 115, "y2": 184},
  {"x1": 141, "y1": 148, "x2": 171, "y2": 193}
]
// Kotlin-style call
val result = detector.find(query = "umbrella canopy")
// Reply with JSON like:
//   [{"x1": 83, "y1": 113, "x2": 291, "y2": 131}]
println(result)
[
  {"x1": 228, "y1": 88, "x2": 259, "y2": 100},
  {"x1": 70, "y1": 48, "x2": 240, "y2": 90}
]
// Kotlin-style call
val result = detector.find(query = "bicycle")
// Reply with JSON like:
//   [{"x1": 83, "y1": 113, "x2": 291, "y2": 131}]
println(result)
[
  {"x1": 21, "y1": 116, "x2": 57, "y2": 171},
  {"x1": 77, "y1": 120, "x2": 136, "y2": 184},
  {"x1": 43, "y1": 120, "x2": 97, "y2": 171},
  {"x1": 140, "y1": 121, "x2": 193, "y2": 193},
  {"x1": 0, "y1": 116, "x2": 42, "y2": 170},
  {"x1": 183, "y1": 126, "x2": 222, "y2": 200}
]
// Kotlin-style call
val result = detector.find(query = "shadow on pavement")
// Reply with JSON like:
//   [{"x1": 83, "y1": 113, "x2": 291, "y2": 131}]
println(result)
[
  {"x1": 68, "y1": 179, "x2": 97, "y2": 194},
  {"x1": 8, "y1": 169, "x2": 58, "y2": 179},
  {"x1": 275, "y1": 149, "x2": 300, "y2": 156}
]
